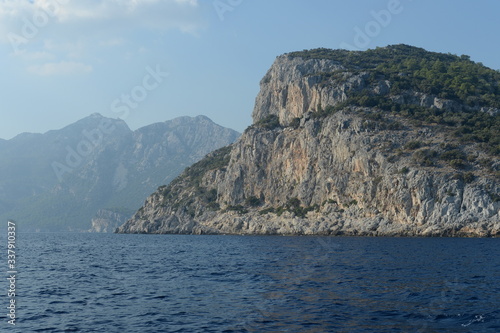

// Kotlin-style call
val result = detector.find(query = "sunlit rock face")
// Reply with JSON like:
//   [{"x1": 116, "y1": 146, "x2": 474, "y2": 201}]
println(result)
[{"x1": 118, "y1": 46, "x2": 499, "y2": 237}]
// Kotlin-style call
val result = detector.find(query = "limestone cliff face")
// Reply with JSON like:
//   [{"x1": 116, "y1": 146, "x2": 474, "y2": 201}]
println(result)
[
  {"x1": 117, "y1": 47, "x2": 500, "y2": 237},
  {"x1": 253, "y1": 56, "x2": 346, "y2": 124},
  {"x1": 252, "y1": 54, "x2": 478, "y2": 126}
]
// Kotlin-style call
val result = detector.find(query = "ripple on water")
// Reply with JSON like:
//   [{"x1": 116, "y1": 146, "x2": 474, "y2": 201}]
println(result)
[{"x1": 10, "y1": 233, "x2": 500, "y2": 332}]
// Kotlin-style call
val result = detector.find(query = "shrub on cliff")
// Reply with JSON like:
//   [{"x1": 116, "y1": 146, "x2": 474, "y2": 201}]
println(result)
[{"x1": 255, "y1": 115, "x2": 281, "y2": 130}]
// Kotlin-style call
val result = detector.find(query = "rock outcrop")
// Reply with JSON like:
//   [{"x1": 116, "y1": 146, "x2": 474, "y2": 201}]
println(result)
[
  {"x1": 90, "y1": 209, "x2": 133, "y2": 233},
  {"x1": 117, "y1": 45, "x2": 500, "y2": 237}
]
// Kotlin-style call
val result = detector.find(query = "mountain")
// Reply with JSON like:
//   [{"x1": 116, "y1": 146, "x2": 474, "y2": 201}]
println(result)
[
  {"x1": 0, "y1": 114, "x2": 240, "y2": 232},
  {"x1": 117, "y1": 45, "x2": 500, "y2": 237}
]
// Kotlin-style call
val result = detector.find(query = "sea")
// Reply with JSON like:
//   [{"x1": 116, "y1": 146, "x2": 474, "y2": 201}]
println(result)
[{"x1": 2, "y1": 232, "x2": 499, "y2": 332}]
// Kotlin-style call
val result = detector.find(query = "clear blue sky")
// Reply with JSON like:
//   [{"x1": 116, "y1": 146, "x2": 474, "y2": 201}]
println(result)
[{"x1": 1, "y1": 0, "x2": 499, "y2": 139}]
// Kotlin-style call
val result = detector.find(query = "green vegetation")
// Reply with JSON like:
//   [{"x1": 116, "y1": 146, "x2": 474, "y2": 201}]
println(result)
[
  {"x1": 258, "y1": 197, "x2": 319, "y2": 218},
  {"x1": 290, "y1": 117, "x2": 301, "y2": 129},
  {"x1": 387, "y1": 155, "x2": 399, "y2": 163},
  {"x1": 322, "y1": 93, "x2": 499, "y2": 155},
  {"x1": 489, "y1": 192, "x2": 500, "y2": 202},
  {"x1": 463, "y1": 172, "x2": 475, "y2": 184},
  {"x1": 245, "y1": 196, "x2": 262, "y2": 207},
  {"x1": 440, "y1": 149, "x2": 467, "y2": 161},
  {"x1": 255, "y1": 115, "x2": 281, "y2": 130},
  {"x1": 412, "y1": 149, "x2": 438, "y2": 166},
  {"x1": 259, "y1": 207, "x2": 275, "y2": 215},
  {"x1": 161, "y1": 145, "x2": 233, "y2": 212},
  {"x1": 225, "y1": 205, "x2": 248, "y2": 215},
  {"x1": 284, "y1": 197, "x2": 318, "y2": 218},
  {"x1": 409, "y1": 146, "x2": 474, "y2": 169},
  {"x1": 289, "y1": 45, "x2": 500, "y2": 155},
  {"x1": 449, "y1": 159, "x2": 466, "y2": 169},
  {"x1": 439, "y1": 148, "x2": 468, "y2": 169},
  {"x1": 453, "y1": 172, "x2": 475, "y2": 184},
  {"x1": 404, "y1": 141, "x2": 423, "y2": 150},
  {"x1": 445, "y1": 190, "x2": 456, "y2": 197},
  {"x1": 218, "y1": 196, "x2": 263, "y2": 215},
  {"x1": 290, "y1": 45, "x2": 500, "y2": 106},
  {"x1": 310, "y1": 104, "x2": 341, "y2": 119},
  {"x1": 174, "y1": 145, "x2": 232, "y2": 189},
  {"x1": 204, "y1": 188, "x2": 218, "y2": 203},
  {"x1": 207, "y1": 202, "x2": 221, "y2": 211}
]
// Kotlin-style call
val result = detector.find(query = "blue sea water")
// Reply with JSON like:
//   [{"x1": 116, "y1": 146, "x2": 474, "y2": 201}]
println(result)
[{"x1": 2, "y1": 233, "x2": 499, "y2": 332}]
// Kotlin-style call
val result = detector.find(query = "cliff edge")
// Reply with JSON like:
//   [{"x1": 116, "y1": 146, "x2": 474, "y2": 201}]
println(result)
[{"x1": 117, "y1": 45, "x2": 499, "y2": 236}]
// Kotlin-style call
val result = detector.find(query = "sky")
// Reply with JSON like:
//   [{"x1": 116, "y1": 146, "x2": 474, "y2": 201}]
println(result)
[{"x1": 0, "y1": 0, "x2": 499, "y2": 140}]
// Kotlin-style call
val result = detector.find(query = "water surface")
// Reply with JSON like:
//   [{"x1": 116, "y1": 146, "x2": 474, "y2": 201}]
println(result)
[{"x1": 4, "y1": 233, "x2": 499, "y2": 332}]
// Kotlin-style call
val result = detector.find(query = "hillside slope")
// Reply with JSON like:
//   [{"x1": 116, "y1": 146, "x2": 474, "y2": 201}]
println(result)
[
  {"x1": 1, "y1": 114, "x2": 239, "y2": 232},
  {"x1": 117, "y1": 45, "x2": 499, "y2": 237}
]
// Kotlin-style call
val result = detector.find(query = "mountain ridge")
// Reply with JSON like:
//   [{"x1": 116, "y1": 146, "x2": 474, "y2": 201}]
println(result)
[{"x1": 1, "y1": 114, "x2": 240, "y2": 232}]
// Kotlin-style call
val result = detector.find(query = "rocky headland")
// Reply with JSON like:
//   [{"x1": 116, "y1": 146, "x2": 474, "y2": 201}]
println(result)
[{"x1": 117, "y1": 45, "x2": 499, "y2": 237}]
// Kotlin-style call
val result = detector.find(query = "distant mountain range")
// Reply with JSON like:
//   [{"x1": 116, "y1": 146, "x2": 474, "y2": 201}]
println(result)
[{"x1": 0, "y1": 114, "x2": 239, "y2": 232}]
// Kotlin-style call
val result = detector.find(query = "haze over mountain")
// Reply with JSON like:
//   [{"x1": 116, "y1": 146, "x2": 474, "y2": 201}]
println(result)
[
  {"x1": 0, "y1": 114, "x2": 239, "y2": 232},
  {"x1": 118, "y1": 45, "x2": 500, "y2": 237}
]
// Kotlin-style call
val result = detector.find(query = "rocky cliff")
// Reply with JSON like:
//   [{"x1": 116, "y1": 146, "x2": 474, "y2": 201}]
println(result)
[{"x1": 117, "y1": 45, "x2": 500, "y2": 237}]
